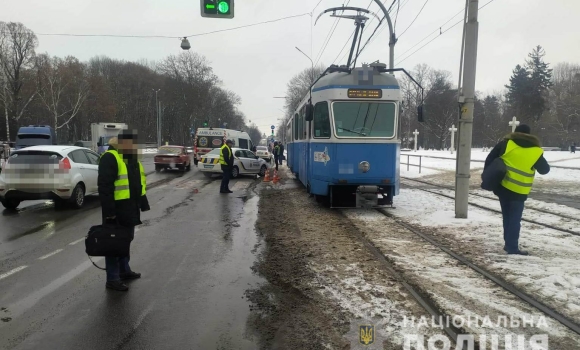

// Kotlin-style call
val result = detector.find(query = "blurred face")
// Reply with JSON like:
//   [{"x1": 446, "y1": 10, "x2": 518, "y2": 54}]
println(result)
[{"x1": 117, "y1": 137, "x2": 138, "y2": 155}]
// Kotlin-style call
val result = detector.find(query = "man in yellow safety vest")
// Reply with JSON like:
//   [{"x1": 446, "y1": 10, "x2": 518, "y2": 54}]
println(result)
[
  {"x1": 98, "y1": 130, "x2": 150, "y2": 291},
  {"x1": 219, "y1": 139, "x2": 234, "y2": 194},
  {"x1": 484, "y1": 124, "x2": 550, "y2": 255}
]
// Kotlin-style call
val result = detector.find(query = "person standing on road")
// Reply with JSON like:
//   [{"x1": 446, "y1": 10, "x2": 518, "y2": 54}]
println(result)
[
  {"x1": 219, "y1": 139, "x2": 234, "y2": 194},
  {"x1": 278, "y1": 143, "x2": 285, "y2": 166},
  {"x1": 484, "y1": 124, "x2": 550, "y2": 256},
  {"x1": 273, "y1": 142, "x2": 280, "y2": 171},
  {"x1": 98, "y1": 130, "x2": 150, "y2": 291}
]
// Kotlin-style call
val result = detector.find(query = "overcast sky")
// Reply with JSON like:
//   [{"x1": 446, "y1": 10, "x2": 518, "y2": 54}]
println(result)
[{"x1": 3, "y1": 0, "x2": 579, "y2": 135}]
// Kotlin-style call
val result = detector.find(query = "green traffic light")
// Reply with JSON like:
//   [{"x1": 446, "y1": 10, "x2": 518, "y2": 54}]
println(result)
[{"x1": 217, "y1": 1, "x2": 229, "y2": 13}]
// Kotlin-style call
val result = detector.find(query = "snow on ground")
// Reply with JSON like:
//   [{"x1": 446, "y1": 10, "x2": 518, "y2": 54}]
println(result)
[
  {"x1": 400, "y1": 149, "x2": 580, "y2": 193},
  {"x1": 386, "y1": 187, "x2": 580, "y2": 326}
]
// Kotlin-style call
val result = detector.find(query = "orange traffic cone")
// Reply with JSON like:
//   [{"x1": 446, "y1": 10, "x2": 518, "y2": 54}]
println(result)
[
  {"x1": 263, "y1": 169, "x2": 271, "y2": 182},
  {"x1": 272, "y1": 170, "x2": 280, "y2": 184}
]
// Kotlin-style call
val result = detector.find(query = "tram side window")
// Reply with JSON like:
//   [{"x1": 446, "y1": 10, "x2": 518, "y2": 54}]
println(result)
[
  {"x1": 313, "y1": 102, "x2": 331, "y2": 138},
  {"x1": 294, "y1": 114, "x2": 299, "y2": 140}
]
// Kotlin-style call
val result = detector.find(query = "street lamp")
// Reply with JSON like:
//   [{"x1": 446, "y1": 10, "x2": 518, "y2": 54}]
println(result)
[
  {"x1": 152, "y1": 89, "x2": 161, "y2": 147},
  {"x1": 296, "y1": 46, "x2": 314, "y2": 81}
]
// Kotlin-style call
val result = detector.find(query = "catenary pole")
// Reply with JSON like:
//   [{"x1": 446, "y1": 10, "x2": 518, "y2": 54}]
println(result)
[
  {"x1": 372, "y1": 0, "x2": 396, "y2": 69},
  {"x1": 455, "y1": 0, "x2": 479, "y2": 218}
]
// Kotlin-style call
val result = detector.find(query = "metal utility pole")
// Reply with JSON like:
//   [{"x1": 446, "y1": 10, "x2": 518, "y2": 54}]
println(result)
[
  {"x1": 153, "y1": 89, "x2": 161, "y2": 147},
  {"x1": 455, "y1": 0, "x2": 479, "y2": 218}
]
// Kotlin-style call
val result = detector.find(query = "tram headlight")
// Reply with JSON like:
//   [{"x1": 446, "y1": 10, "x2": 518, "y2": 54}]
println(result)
[{"x1": 359, "y1": 161, "x2": 370, "y2": 173}]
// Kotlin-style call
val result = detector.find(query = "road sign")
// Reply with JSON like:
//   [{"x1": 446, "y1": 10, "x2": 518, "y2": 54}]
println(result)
[
  {"x1": 201, "y1": 0, "x2": 234, "y2": 19},
  {"x1": 271, "y1": 125, "x2": 275, "y2": 130}
]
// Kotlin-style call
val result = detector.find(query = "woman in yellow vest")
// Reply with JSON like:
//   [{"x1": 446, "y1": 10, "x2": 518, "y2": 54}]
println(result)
[
  {"x1": 484, "y1": 124, "x2": 550, "y2": 255},
  {"x1": 98, "y1": 131, "x2": 150, "y2": 291}
]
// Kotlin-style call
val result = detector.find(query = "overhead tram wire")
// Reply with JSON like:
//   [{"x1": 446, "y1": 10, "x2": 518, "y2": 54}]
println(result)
[
  {"x1": 395, "y1": 0, "x2": 499, "y2": 65},
  {"x1": 314, "y1": 0, "x2": 352, "y2": 67},
  {"x1": 398, "y1": 0, "x2": 431, "y2": 38},
  {"x1": 11, "y1": 13, "x2": 311, "y2": 39}
]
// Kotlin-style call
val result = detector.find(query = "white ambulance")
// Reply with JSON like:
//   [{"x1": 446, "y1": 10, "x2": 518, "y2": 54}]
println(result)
[{"x1": 192, "y1": 128, "x2": 255, "y2": 165}]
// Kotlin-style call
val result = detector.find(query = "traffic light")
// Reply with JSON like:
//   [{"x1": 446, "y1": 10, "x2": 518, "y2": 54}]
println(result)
[
  {"x1": 201, "y1": 0, "x2": 234, "y2": 19},
  {"x1": 203, "y1": 121, "x2": 208, "y2": 127}
]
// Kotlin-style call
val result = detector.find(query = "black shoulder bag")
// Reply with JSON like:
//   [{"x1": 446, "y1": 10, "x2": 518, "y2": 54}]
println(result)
[
  {"x1": 85, "y1": 222, "x2": 134, "y2": 270},
  {"x1": 481, "y1": 157, "x2": 507, "y2": 191}
]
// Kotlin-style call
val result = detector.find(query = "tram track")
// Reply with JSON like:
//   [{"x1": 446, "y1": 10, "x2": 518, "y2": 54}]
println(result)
[
  {"x1": 372, "y1": 207, "x2": 580, "y2": 338},
  {"x1": 401, "y1": 176, "x2": 580, "y2": 237}
]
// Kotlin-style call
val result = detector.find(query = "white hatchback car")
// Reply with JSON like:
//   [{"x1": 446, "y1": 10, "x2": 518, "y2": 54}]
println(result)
[
  {"x1": 254, "y1": 146, "x2": 274, "y2": 163},
  {"x1": 0, "y1": 145, "x2": 101, "y2": 210},
  {"x1": 198, "y1": 148, "x2": 268, "y2": 178}
]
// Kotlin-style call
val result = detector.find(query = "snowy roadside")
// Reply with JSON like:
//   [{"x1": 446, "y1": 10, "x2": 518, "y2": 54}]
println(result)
[
  {"x1": 378, "y1": 187, "x2": 580, "y2": 327},
  {"x1": 344, "y1": 209, "x2": 580, "y2": 348}
]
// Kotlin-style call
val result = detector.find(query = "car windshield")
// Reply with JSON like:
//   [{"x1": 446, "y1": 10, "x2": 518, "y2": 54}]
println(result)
[
  {"x1": 207, "y1": 148, "x2": 222, "y2": 156},
  {"x1": 157, "y1": 147, "x2": 181, "y2": 154},
  {"x1": 332, "y1": 102, "x2": 396, "y2": 138}
]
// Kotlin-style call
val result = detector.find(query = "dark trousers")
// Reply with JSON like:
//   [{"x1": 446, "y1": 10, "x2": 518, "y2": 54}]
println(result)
[
  {"x1": 274, "y1": 156, "x2": 279, "y2": 171},
  {"x1": 105, "y1": 225, "x2": 135, "y2": 281},
  {"x1": 221, "y1": 165, "x2": 231, "y2": 192},
  {"x1": 498, "y1": 196, "x2": 525, "y2": 252}
]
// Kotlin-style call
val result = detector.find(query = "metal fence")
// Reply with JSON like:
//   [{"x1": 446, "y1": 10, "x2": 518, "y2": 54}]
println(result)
[{"x1": 401, "y1": 154, "x2": 422, "y2": 173}]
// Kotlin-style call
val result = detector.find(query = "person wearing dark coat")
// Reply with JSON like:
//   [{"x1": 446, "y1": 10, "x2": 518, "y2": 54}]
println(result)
[
  {"x1": 98, "y1": 131, "x2": 150, "y2": 291},
  {"x1": 484, "y1": 124, "x2": 550, "y2": 255},
  {"x1": 219, "y1": 139, "x2": 234, "y2": 194}
]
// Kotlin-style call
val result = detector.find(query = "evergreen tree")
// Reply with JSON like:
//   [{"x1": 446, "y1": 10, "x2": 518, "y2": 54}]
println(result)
[
  {"x1": 505, "y1": 64, "x2": 532, "y2": 122},
  {"x1": 525, "y1": 45, "x2": 553, "y2": 121}
]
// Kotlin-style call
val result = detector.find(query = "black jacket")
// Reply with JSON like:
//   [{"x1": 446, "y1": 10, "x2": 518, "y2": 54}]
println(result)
[
  {"x1": 98, "y1": 146, "x2": 150, "y2": 227},
  {"x1": 221, "y1": 145, "x2": 234, "y2": 169},
  {"x1": 484, "y1": 132, "x2": 550, "y2": 201}
]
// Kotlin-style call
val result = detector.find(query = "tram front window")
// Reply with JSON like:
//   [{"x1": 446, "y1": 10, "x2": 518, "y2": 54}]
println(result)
[{"x1": 332, "y1": 102, "x2": 396, "y2": 137}]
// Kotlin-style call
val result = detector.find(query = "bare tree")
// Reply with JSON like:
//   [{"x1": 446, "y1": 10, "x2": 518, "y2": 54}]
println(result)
[
  {"x1": 35, "y1": 55, "x2": 89, "y2": 137},
  {"x1": 0, "y1": 22, "x2": 38, "y2": 139}
]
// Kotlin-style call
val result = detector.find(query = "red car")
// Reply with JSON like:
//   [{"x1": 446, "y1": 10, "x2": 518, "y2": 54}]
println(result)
[{"x1": 154, "y1": 146, "x2": 191, "y2": 172}]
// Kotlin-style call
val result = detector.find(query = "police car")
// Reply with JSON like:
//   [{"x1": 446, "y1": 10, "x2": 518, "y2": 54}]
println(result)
[{"x1": 197, "y1": 147, "x2": 268, "y2": 178}]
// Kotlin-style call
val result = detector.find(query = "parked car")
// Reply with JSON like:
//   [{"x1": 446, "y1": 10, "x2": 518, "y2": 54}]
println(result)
[
  {"x1": 0, "y1": 145, "x2": 101, "y2": 210},
  {"x1": 198, "y1": 148, "x2": 267, "y2": 178},
  {"x1": 154, "y1": 145, "x2": 191, "y2": 172},
  {"x1": 255, "y1": 146, "x2": 274, "y2": 163},
  {"x1": 14, "y1": 125, "x2": 57, "y2": 150},
  {"x1": 74, "y1": 140, "x2": 92, "y2": 148}
]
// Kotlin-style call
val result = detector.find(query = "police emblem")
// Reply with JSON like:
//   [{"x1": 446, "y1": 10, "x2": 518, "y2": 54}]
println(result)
[
  {"x1": 359, "y1": 325, "x2": 374, "y2": 345},
  {"x1": 199, "y1": 137, "x2": 208, "y2": 147},
  {"x1": 344, "y1": 315, "x2": 389, "y2": 349}
]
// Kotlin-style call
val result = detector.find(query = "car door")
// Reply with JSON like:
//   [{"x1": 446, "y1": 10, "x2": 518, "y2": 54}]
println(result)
[
  {"x1": 244, "y1": 150, "x2": 261, "y2": 172},
  {"x1": 68, "y1": 150, "x2": 97, "y2": 193},
  {"x1": 83, "y1": 150, "x2": 101, "y2": 194},
  {"x1": 234, "y1": 150, "x2": 250, "y2": 173}
]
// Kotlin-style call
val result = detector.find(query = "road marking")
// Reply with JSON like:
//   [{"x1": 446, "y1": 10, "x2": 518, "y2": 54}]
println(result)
[
  {"x1": 69, "y1": 238, "x2": 85, "y2": 246},
  {"x1": 38, "y1": 249, "x2": 64, "y2": 260},
  {"x1": 0, "y1": 266, "x2": 28, "y2": 280}
]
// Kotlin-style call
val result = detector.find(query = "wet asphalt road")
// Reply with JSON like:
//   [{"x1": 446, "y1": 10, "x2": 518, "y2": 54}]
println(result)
[{"x1": 0, "y1": 155, "x2": 265, "y2": 349}]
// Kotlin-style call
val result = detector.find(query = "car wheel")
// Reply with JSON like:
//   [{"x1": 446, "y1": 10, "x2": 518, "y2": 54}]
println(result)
[
  {"x1": 155, "y1": 165, "x2": 161, "y2": 172},
  {"x1": 232, "y1": 166, "x2": 240, "y2": 179},
  {"x1": 1, "y1": 198, "x2": 20, "y2": 210},
  {"x1": 186, "y1": 162, "x2": 191, "y2": 171},
  {"x1": 69, "y1": 184, "x2": 85, "y2": 209},
  {"x1": 203, "y1": 172, "x2": 213, "y2": 178},
  {"x1": 259, "y1": 165, "x2": 267, "y2": 177}
]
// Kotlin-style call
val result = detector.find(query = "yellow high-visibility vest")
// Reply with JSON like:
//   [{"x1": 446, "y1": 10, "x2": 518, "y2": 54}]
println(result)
[
  {"x1": 500, "y1": 140, "x2": 543, "y2": 195},
  {"x1": 101, "y1": 150, "x2": 146, "y2": 200},
  {"x1": 219, "y1": 145, "x2": 231, "y2": 166}
]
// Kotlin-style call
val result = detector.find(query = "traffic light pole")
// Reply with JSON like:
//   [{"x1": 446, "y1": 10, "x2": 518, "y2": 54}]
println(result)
[{"x1": 455, "y1": 0, "x2": 479, "y2": 218}]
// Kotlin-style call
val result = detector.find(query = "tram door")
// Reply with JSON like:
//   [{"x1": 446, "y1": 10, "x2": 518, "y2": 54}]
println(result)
[{"x1": 298, "y1": 107, "x2": 309, "y2": 187}]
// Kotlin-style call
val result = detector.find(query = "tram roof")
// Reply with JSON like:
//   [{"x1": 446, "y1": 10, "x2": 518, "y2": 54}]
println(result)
[{"x1": 312, "y1": 65, "x2": 400, "y2": 93}]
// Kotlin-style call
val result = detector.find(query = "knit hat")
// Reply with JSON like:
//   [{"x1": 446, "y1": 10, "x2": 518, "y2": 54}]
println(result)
[{"x1": 515, "y1": 124, "x2": 531, "y2": 134}]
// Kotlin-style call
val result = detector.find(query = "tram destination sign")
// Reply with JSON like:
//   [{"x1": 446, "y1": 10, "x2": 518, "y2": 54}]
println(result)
[{"x1": 347, "y1": 89, "x2": 382, "y2": 98}]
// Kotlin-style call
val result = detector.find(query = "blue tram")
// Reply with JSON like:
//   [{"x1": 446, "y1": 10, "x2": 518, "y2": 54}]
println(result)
[{"x1": 286, "y1": 62, "x2": 404, "y2": 208}]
